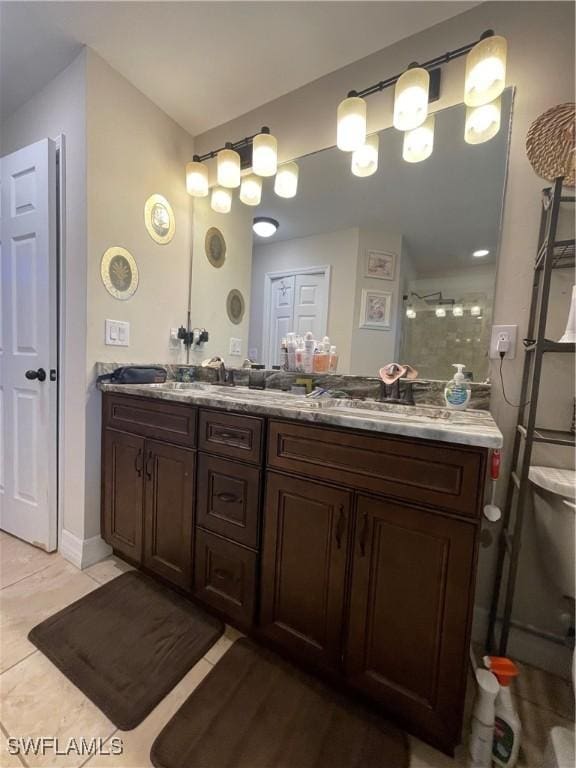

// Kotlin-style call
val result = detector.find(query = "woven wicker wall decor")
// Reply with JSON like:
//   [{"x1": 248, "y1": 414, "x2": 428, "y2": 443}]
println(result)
[{"x1": 526, "y1": 103, "x2": 575, "y2": 186}]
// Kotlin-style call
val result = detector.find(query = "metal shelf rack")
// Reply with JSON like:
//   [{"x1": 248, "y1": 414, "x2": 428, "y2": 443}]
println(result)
[{"x1": 487, "y1": 176, "x2": 575, "y2": 655}]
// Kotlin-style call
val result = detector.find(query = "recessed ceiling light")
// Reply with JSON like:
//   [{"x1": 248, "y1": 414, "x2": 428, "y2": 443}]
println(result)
[
  {"x1": 253, "y1": 217, "x2": 279, "y2": 237},
  {"x1": 472, "y1": 249, "x2": 490, "y2": 258}
]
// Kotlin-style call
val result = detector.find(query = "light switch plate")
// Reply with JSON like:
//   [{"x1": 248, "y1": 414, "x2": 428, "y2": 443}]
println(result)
[
  {"x1": 105, "y1": 319, "x2": 130, "y2": 347},
  {"x1": 489, "y1": 324, "x2": 517, "y2": 359},
  {"x1": 229, "y1": 338, "x2": 242, "y2": 356}
]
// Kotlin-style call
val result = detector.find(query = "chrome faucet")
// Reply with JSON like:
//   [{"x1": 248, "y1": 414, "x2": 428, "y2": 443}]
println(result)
[{"x1": 214, "y1": 362, "x2": 235, "y2": 387}]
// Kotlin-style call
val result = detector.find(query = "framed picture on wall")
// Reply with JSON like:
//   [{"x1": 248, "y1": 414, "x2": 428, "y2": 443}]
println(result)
[
  {"x1": 359, "y1": 289, "x2": 392, "y2": 330},
  {"x1": 365, "y1": 250, "x2": 396, "y2": 280}
]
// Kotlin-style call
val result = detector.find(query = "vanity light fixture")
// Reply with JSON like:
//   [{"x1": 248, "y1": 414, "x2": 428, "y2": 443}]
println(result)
[
  {"x1": 211, "y1": 187, "x2": 232, "y2": 214},
  {"x1": 473, "y1": 248, "x2": 490, "y2": 258},
  {"x1": 435, "y1": 306, "x2": 447, "y2": 318},
  {"x1": 464, "y1": 31, "x2": 507, "y2": 108},
  {"x1": 337, "y1": 94, "x2": 367, "y2": 152},
  {"x1": 217, "y1": 144, "x2": 241, "y2": 188},
  {"x1": 393, "y1": 65, "x2": 430, "y2": 131},
  {"x1": 252, "y1": 127, "x2": 278, "y2": 177},
  {"x1": 465, "y1": 96, "x2": 501, "y2": 144},
  {"x1": 351, "y1": 134, "x2": 379, "y2": 177},
  {"x1": 452, "y1": 304, "x2": 464, "y2": 317},
  {"x1": 186, "y1": 157, "x2": 209, "y2": 197},
  {"x1": 253, "y1": 217, "x2": 279, "y2": 237},
  {"x1": 406, "y1": 305, "x2": 417, "y2": 319},
  {"x1": 240, "y1": 174, "x2": 263, "y2": 206},
  {"x1": 402, "y1": 115, "x2": 435, "y2": 163},
  {"x1": 274, "y1": 161, "x2": 299, "y2": 198}
]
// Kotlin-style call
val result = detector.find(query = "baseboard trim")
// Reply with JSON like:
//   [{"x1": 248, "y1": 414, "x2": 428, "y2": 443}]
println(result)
[{"x1": 60, "y1": 529, "x2": 112, "y2": 570}]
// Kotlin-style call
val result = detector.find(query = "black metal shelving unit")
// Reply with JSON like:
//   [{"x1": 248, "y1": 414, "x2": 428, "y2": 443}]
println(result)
[{"x1": 487, "y1": 176, "x2": 575, "y2": 655}]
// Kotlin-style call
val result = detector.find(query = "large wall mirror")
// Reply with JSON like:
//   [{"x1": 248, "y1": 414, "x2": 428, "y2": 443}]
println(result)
[{"x1": 191, "y1": 89, "x2": 513, "y2": 382}]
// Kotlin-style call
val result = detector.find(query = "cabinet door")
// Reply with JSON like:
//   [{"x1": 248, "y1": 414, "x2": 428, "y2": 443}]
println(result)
[
  {"x1": 346, "y1": 494, "x2": 476, "y2": 752},
  {"x1": 143, "y1": 440, "x2": 195, "y2": 590},
  {"x1": 260, "y1": 472, "x2": 351, "y2": 669},
  {"x1": 102, "y1": 429, "x2": 144, "y2": 563}
]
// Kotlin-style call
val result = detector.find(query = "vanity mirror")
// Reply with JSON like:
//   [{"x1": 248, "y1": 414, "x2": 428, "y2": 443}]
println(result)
[{"x1": 190, "y1": 89, "x2": 513, "y2": 382}]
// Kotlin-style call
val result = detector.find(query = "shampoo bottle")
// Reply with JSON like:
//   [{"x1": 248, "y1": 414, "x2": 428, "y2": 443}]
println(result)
[
  {"x1": 484, "y1": 656, "x2": 521, "y2": 768},
  {"x1": 444, "y1": 364, "x2": 471, "y2": 410}
]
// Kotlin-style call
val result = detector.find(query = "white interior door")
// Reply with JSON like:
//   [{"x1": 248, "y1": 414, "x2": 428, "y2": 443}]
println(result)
[
  {"x1": 0, "y1": 138, "x2": 58, "y2": 551},
  {"x1": 267, "y1": 275, "x2": 295, "y2": 367},
  {"x1": 293, "y1": 272, "x2": 327, "y2": 338}
]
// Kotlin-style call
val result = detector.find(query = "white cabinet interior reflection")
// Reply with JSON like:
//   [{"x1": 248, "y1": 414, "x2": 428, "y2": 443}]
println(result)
[{"x1": 191, "y1": 91, "x2": 512, "y2": 382}]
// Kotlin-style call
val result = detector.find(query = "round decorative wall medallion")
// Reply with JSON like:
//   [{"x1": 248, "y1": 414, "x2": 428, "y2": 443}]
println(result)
[
  {"x1": 144, "y1": 194, "x2": 175, "y2": 244},
  {"x1": 526, "y1": 103, "x2": 575, "y2": 187},
  {"x1": 226, "y1": 289, "x2": 245, "y2": 325},
  {"x1": 101, "y1": 246, "x2": 139, "y2": 300},
  {"x1": 205, "y1": 227, "x2": 226, "y2": 268}
]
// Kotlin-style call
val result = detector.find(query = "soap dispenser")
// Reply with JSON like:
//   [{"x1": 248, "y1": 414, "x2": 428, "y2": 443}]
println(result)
[{"x1": 444, "y1": 364, "x2": 471, "y2": 410}]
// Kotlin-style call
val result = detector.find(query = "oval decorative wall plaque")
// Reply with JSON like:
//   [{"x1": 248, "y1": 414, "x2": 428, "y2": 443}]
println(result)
[
  {"x1": 205, "y1": 227, "x2": 226, "y2": 268},
  {"x1": 101, "y1": 246, "x2": 139, "y2": 300},
  {"x1": 226, "y1": 289, "x2": 245, "y2": 325},
  {"x1": 144, "y1": 193, "x2": 175, "y2": 244}
]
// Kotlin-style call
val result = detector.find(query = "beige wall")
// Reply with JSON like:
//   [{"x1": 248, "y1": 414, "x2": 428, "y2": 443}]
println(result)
[
  {"x1": 195, "y1": 0, "x2": 575, "y2": 667},
  {"x1": 190, "y1": 194, "x2": 253, "y2": 367}
]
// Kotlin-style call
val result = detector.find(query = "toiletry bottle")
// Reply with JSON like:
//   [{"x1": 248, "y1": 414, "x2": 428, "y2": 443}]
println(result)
[
  {"x1": 280, "y1": 338, "x2": 288, "y2": 371},
  {"x1": 484, "y1": 657, "x2": 521, "y2": 768},
  {"x1": 286, "y1": 333, "x2": 296, "y2": 372},
  {"x1": 329, "y1": 345, "x2": 338, "y2": 373},
  {"x1": 444, "y1": 364, "x2": 471, "y2": 410},
  {"x1": 469, "y1": 668, "x2": 500, "y2": 768},
  {"x1": 304, "y1": 332, "x2": 315, "y2": 374},
  {"x1": 313, "y1": 345, "x2": 330, "y2": 373}
]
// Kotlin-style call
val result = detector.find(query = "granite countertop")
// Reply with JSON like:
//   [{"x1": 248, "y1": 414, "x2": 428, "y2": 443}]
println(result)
[{"x1": 99, "y1": 381, "x2": 503, "y2": 449}]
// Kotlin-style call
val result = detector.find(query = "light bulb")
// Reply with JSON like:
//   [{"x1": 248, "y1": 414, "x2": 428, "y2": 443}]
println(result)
[
  {"x1": 435, "y1": 306, "x2": 446, "y2": 318},
  {"x1": 406, "y1": 306, "x2": 416, "y2": 319},
  {"x1": 473, "y1": 249, "x2": 490, "y2": 258},
  {"x1": 253, "y1": 217, "x2": 279, "y2": 237},
  {"x1": 465, "y1": 97, "x2": 501, "y2": 144},
  {"x1": 186, "y1": 159, "x2": 209, "y2": 197},
  {"x1": 464, "y1": 34, "x2": 507, "y2": 107},
  {"x1": 470, "y1": 305, "x2": 482, "y2": 316},
  {"x1": 393, "y1": 67, "x2": 429, "y2": 131},
  {"x1": 239, "y1": 174, "x2": 262, "y2": 206},
  {"x1": 402, "y1": 115, "x2": 434, "y2": 163},
  {"x1": 211, "y1": 186, "x2": 232, "y2": 214},
  {"x1": 452, "y1": 304, "x2": 464, "y2": 317},
  {"x1": 252, "y1": 128, "x2": 277, "y2": 177},
  {"x1": 217, "y1": 146, "x2": 241, "y2": 188},
  {"x1": 337, "y1": 95, "x2": 367, "y2": 152},
  {"x1": 274, "y1": 161, "x2": 299, "y2": 198},
  {"x1": 351, "y1": 134, "x2": 379, "y2": 177}
]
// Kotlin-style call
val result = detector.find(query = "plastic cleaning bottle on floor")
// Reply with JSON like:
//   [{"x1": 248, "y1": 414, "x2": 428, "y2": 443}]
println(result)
[
  {"x1": 469, "y1": 667, "x2": 500, "y2": 767},
  {"x1": 484, "y1": 656, "x2": 521, "y2": 767}
]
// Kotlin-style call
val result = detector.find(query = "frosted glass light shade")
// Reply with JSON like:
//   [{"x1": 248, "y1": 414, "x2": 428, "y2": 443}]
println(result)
[
  {"x1": 406, "y1": 306, "x2": 416, "y2": 319},
  {"x1": 465, "y1": 97, "x2": 501, "y2": 144},
  {"x1": 274, "y1": 161, "x2": 299, "y2": 198},
  {"x1": 239, "y1": 174, "x2": 262, "y2": 206},
  {"x1": 211, "y1": 186, "x2": 232, "y2": 214},
  {"x1": 452, "y1": 304, "x2": 464, "y2": 317},
  {"x1": 253, "y1": 132, "x2": 278, "y2": 177},
  {"x1": 393, "y1": 67, "x2": 429, "y2": 131},
  {"x1": 351, "y1": 134, "x2": 379, "y2": 177},
  {"x1": 435, "y1": 306, "x2": 446, "y2": 318},
  {"x1": 186, "y1": 161, "x2": 209, "y2": 197},
  {"x1": 470, "y1": 305, "x2": 482, "y2": 316},
  {"x1": 402, "y1": 115, "x2": 434, "y2": 163},
  {"x1": 337, "y1": 96, "x2": 367, "y2": 152},
  {"x1": 217, "y1": 148, "x2": 241, "y2": 188},
  {"x1": 464, "y1": 35, "x2": 507, "y2": 107}
]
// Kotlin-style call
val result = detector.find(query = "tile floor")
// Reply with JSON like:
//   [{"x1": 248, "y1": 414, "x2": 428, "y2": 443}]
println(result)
[{"x1": 0, "y1": 531, "x2": 573, "y2": 768}]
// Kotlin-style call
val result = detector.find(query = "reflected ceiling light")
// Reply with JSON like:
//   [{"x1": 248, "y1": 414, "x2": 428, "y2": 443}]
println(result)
[
  {"x1": 406, "y1": 305, "x2": 416, "y2": 319},
  {"x1": 393, "y1": 66, "x2": 430, "y2": 131},
  {"x1": 186, "y1": 157, "x2": 209, "y2": 197},
  {"x1": 473, "y1": 248, "x2": 490, "y2": 258},
  {"x1": 211, "y1": 187, "x2": 232, "y2": 214},
  {"x1": 217, "y1": 144, "x2": 241, "y2": 188},
  {"x1": 253, "y1": 217, "x2": 279, "y2": 237},
  {"x1": 274, "y1": 161, "x2": 299, "y2": 198},
  {"x1": 337, "y1": 94, "x2": 367, "y2": 152},
  {"x1": 239, "y1": 175, "x2": 262, "y2": 206},
  {"x1": 351, "y1": 134, "x2": 379, "y2": 177},
  {"x1": 452, "y1": 304, "x2": 464, "y2": 317},
  {"x1": 403, "y1": 115, "x2": 435, "y2": 163},
  {"x1": 464, "y1": 32, "x2": 507, "y2": 107},
  {"x1": 470, "y1": 305, "x2": 482, "y2": 316},
  {"x1": 465, "y1": 97, "x2": 501, "y2": 144},
  {"x1": 435, "y1": 306, "x2": 447, "y2": 318},
  {"x1": 252, "y1": 127, "x2": 278, "y2": 177}
]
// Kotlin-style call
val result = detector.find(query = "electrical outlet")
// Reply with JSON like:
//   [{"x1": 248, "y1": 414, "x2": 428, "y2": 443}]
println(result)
[
  {"x1": 105, "y1": 319, "x2": 130, "y2": 347},
  {"x1": 489, "y1": 324, "x2": 518, "y2": 359},
  {"x1": 229, "y1": 338, "x2": 242, "y2": 356}
]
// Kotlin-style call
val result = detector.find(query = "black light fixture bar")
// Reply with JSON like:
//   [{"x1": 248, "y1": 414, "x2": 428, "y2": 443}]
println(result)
[
  {"x1": 346, "y1": 29, "x2": 494, "y2": 102},
  {"x1": 193, "y1": 126, "x2": 271, "y2": 164}
]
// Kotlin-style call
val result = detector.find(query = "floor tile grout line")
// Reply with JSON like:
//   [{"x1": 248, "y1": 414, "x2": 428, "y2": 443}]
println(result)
[
  {"x1": 0, "y1": 719, "x2": 29, "y2": 768},
  {"x1": 0, "y1": 649, "x2": 38, "y2": 677},
  {"x1": 78, "y1": 728, "x2": 119, "y2": 768},
  {"x1": 0, "y1": 558, "x2": 61, "y2": 592}
]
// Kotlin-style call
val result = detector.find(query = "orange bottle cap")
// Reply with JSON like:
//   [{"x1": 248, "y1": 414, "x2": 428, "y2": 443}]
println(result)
[{"x1": 484, "y1": 656, "x2": 519, "y2": 686}]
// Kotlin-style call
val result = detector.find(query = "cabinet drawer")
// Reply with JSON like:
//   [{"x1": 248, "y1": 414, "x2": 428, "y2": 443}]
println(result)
[
  {"x1": 104, "y1": 394, "x2": 196, "y2": 448},
  {"x1": 268, "y1": 420, "x2": 485, "y2": 517},
  {"x1": 197, "y1": 454, "x2": 260, "y2": 549},
  {"x1": 194, "y1": 529, "x2": 257, "y2": 627},
  {"x1": 198, "y1": 409, "x2": 263, "y2": 464}
]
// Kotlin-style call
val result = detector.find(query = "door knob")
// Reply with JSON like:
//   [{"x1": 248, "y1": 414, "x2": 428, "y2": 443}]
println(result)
[{"x1": 25, "y1": 368, "x2": 46, "y2": 382}]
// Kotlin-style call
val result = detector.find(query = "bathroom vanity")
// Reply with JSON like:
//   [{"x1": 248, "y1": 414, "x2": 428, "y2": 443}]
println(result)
[{"x1": 99, "y1": 383, "x2": 502, "y2": 754}]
